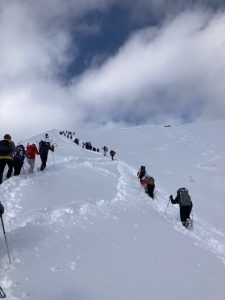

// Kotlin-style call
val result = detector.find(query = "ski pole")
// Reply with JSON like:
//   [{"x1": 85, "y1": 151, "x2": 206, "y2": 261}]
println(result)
[
  {"x1": 0, "y1": 286, "x2": 6, "y2": 298},
  {"x1": 0, "y1": 216, "x2": 11, "y2": 264},
  {"x1": 164, "y1": 198, "x2": 171, "y2": 216}
]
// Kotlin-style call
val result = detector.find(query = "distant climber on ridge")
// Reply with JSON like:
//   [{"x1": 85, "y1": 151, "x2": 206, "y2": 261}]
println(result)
[
  {"x1": 102, "y1": 146, "x2": 108, "y2": 156},
  {"x1": 110, "y1": 150, "x2": 116, "y2": 160}
]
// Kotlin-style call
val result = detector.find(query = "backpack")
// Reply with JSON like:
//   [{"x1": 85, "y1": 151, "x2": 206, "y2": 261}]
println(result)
[
  {"x1": 146, "y1": 176, "x2": 154, "y2": 185},
  {"x1": 178, "y1": 188, "x2": 192, "y2": 206},
  {"x1": 0, "y1": 140, "x2": 11, "y2": 156},
  {"x1": 39, "y1": 141, "x2": 49, "y2": 154},
  {"x1": 25, "y1": 145, "x2": 34, "y2": 159},
  {"x1": 14, "y1": 147, "x2": 25, "y2": 162},
  {"x1": 142, "y1": 176, "x2": 154, "y2": 185}
]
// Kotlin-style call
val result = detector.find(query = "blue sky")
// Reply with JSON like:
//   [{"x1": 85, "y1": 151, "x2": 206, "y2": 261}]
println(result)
[
  {"x1": 0, "y1": 0, "x2": 225, "y2": 138},
  {"x1": 66, "y1": 3, "x2": 160, "y2": 79}
]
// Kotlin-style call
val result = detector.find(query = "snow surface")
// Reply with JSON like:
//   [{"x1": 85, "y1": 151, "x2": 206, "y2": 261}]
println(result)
[{"x1": 0, "y1": 120, "x2": 225, "y2": 300}]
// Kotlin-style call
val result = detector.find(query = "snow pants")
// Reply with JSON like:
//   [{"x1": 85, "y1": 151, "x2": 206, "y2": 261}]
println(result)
[
  {"x1": 27, "y1": 158, "x2": 35, "y2": 174},
  {"x1": 13, "y1": 160, "x2": 23, "y2": 176},
  {"x1": 0, "y1": 159, "x2": 13, "y2": 184},
  {"x1": 40, "y1": 153, "x2": 48, "y2": 171},
  {"x1": 180, "y1": 204, "x2": 193, "y2": 226},
  {"x1": 146, "y1": 184, "x2": 155, "y2": 199}
]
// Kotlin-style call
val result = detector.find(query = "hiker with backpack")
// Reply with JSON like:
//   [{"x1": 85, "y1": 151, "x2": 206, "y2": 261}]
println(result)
[
  {"x1": 26, "y1": 143, "x2": 39, "y2": 174},
  {"x1": 39, "y1": 140, "x2": 54, "y2": 171},
  {"x1": 141, "y1": 175, "x2": 155, "y2": 199},
  {"x1": 13, "y1": 144, "x2": 26, "y2": 175},
  {"x1": 137, "y1": 166, "x2": 155, "y2": 198},
  {"x1": 74, "y1": 138, "x2": 79, "y2": 145},
  {"x1": 0, "y1": 134, "x2": 16, "y2": 184},
  {"x1": 110, "y1": 150, "x2": 116, "y2": 160},
  {"x1": 170, "y1": 187, "x2": 193, "y2": 228}
]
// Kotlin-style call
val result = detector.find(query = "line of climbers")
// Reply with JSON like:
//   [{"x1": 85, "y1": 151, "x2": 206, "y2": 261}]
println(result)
[
  {"x1": 0, "y1": 137, "x2": 193, "y2": 298},
  {"x1": 137, "y1": 166, "x2": 193, "y2": 229},
  {"x1": 0, "y1": 133, "x2": 54, "y2": 184},
  {"x1": 59, "y1": 130, "x2": 116, "y2": 160},
  {"x1": 59, "y1": 130, "x2": 75, "y2": 139},
  {"x1": 59, "y1": 130, "x2": 100, "y2": 152},
  {"x1": 0, "y1": 132, "x2": 192, "y2": 229}
]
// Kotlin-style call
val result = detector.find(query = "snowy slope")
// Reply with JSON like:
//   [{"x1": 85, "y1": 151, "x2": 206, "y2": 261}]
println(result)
[{"x1": 0, "y1": 120, "x2": 225, "y2": 300}]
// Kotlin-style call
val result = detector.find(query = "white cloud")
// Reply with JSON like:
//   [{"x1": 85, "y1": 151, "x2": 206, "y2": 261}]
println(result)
[
  {"x1": 69, "y1": 10, "x2": 225, "y2": 124},
  {"x1": 0, "y1": 0, "x2": 225, "y2": 140}
]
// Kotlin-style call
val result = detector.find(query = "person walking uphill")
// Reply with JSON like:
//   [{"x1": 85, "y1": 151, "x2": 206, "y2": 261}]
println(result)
[
  {"x1": 170, "y1": 187, "x2": 193, "y2": 228},
  {"x1": 102, "y1": 146, "x2": 108, "y2": 156},
  {"x1": 39, "y1": 140, "x2": 54, "y2": 171},
  {"x1": 142, "y1": 175, "x2": 155, "y2": 199},
  {"x1": 137, "y1": 166, "x2": 155, "y2": 199},
  {"x1": 110, "y1": 150, "x2": 116, "y2": 160},
  {"x1": 0, "y1": 134, "x2": 16, "y2": 184},
  {"x1": 26, "y1": 143, "x2": 39, "y2": 174},
  {"x1": 13, "y1": 144, "x2": 26, "y2": 176}
]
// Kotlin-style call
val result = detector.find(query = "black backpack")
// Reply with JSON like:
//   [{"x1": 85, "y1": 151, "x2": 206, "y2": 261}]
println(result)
[
  {"x1": 177, "y1": 188, "x2": 192, "y2": 206},
  {"x1": 0, "y1": 140, "x2": 11, "y2": 156},
  {"x1": 39, "y1": 141, "x2": 49, "y2": 154}
]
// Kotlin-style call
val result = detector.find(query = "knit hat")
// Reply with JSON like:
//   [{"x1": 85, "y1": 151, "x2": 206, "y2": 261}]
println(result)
[{"x1": 4, "y1": 134, "x2": 11, "y2": 140}]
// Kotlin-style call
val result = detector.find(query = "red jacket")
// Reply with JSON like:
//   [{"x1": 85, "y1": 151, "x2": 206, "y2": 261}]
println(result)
[{"x1": 26, "y1": 144, "x2": 39, "y2": 159}]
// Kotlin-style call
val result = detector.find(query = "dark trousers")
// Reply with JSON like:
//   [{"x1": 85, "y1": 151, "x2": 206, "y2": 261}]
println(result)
[
  {"x1": 13, "y1": 161, "x2": 23, "y2": 176},
  {"x1": 180, "y1": 205, "x2": 193, "y2": 226},
  {"x1": 40, "y1": 154, "x2": 48, "y2": 171},
  {"x1": 147, "y1": 184, "x2": 155, "y2": 199},
  {"x1": 0, "y1": 159, "x2": 13, "y2": 184}
]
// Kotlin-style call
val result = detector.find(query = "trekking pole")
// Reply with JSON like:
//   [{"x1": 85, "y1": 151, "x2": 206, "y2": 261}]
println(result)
[
  {"x1": 164, "y1": 198, "x2": 171, "y2": 216},
  {"x1": 0, "y1": 215, "x2": 11, "y2": 264},
  {"x1": 191, "y1": 210, "x2": 194, "y2": 229},
  {"x1": 0, "y1": 286, "x2": 6, "y2": 298},
  {"x1": 52, "y1": 151, "x2": 55, "y2": 168}
]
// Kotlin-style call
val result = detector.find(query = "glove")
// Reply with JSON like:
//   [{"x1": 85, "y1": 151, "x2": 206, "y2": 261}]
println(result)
[
  {"x1": 0, "y1": 202, "x2": 4, "y2": 215},
  {"x1": 169, "y1": 195, "x2": 173, "y2": 201}
]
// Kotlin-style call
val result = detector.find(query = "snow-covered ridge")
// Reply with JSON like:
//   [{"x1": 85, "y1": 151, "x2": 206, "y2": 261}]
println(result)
[{"x1": 0, "y1": 120, "x2": 225, "y2": 300}]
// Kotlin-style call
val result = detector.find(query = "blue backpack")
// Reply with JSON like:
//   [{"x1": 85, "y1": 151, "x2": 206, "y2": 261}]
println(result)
[{"x1": 13, "y1": 145, "x2": 25, "y2": 162}]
